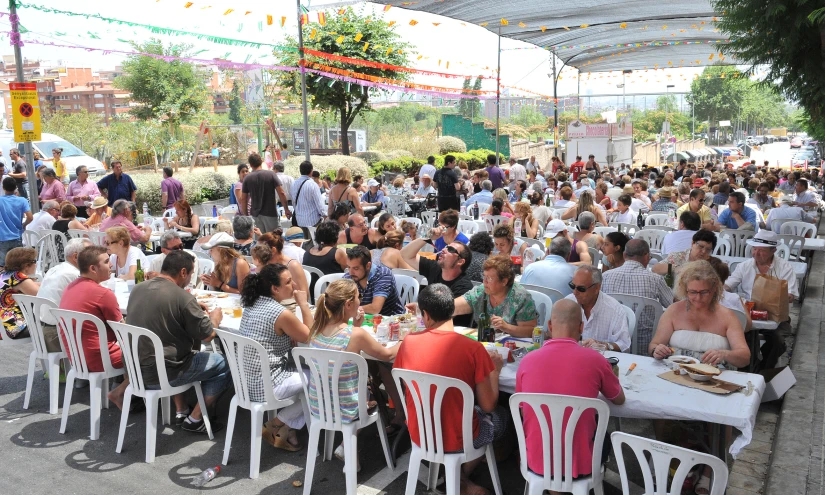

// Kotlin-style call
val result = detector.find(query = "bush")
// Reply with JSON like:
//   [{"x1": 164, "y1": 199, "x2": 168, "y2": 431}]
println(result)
[
  {"x1": 372, "y1": 131, "x2": 439, "y2": 159},
  {"x1": 368, "y1": 148, "x2": 502, "y2": 177},
  {"x1": 133, "y1": 170, "x2": 235, "y2": 215},
  {"x1": 283, "y1": 154, "x2": 369, "y2": 181},
  {"x1": 352, "y1": 151, "x2": 388, "y2": 165},
  {"x1": 385, "y1": 149, "x2": 413, "y2": 160},
  {"x1": 436, "y1": 136, "x2": 467, "y2": 154}
]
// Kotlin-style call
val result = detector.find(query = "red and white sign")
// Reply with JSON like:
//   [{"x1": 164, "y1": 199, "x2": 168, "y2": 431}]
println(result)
[{"x1": 567, "y1": 118, "x2": 633, "y2": 139}]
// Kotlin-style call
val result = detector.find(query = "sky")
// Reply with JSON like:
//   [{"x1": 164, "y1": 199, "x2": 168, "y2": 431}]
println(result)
[{"x1": 4, "y1": 0, "x2": 719, "y2": 106}]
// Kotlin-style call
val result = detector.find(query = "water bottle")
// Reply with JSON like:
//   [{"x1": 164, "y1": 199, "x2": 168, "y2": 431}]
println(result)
[
  {"x1": 191, "y1": 466, "x2": 221, "y2": 487},
  {"x1": 514, "y1": 218, "x2": 523, "y2": 237},
  {"x1": 376, "y1": 323, "x2": 389, "y2": 343},
  {"x1": 142, "y1": 202, "x2": 149, "y2": 218},
  {"x1": 403, "y1": 233, "x2": 411, "y2": 248},
  {"x1": 212, "y1": 205, "x2": 218, "y2": 218},
  {"x1": 460, "y1": 194, "x2": 466, "y2": 205}
]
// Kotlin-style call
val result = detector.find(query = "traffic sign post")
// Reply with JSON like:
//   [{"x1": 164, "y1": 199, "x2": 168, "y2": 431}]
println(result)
[{"x1": 10, "y1": 82, "x2": 41, "y2": 142}]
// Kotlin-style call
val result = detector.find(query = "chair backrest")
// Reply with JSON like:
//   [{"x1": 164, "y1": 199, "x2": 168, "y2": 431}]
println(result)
[
  {"x1": 194, "y1": 249, "x2": 213, "y2": 261},
  {"x1": 391, "y1": 268, "x2": 428, "y2": 286},
  {"x1": 611, "y1": 431, "x2": 729, "y2": 495},
  {"x1": 109, "y1": 321, "x2": 175, "y2": 395},
  {"x1": 510, "y1": 393, "x2": 610, "y2": 493},
  {"x1": 386, "y1": 195, "x2": 406, "y2": 217},
  {"x1": 719, "y1": 230, "x2": 755, "y2": 258},
  {"x1": 607, "y1": 293, "x2": 663, "y2": 355},
  {"x1": 731, "y1": 308, "x2": 747, "y2": 331},
  {"x1": 519, "y1": 237, "x2": 546, "y2": 252},
  {"x1": 199, "y1": 218, "x2": 220, "y2": 237},
  {"x1": 526, "y1": 245, "x2": 545, "y2": 261},
  {"x1": 621, "y1": 305, "x2": 636, "y2": 345},
  {"x1": 216, "y1": 330, "x2": 280, "y2": 408},
  {"x1": 394, "y1": 274, "x2": 420, "y2": 306},
  {"x1": 144, "y1": 254, "x2": 159, "y2": 268},
  {"x1": 644, "y1": 225, "x2": 675, "y2": 232},
  {"x1": 151, "y1": 218, "x2": 166, "y2": 233},
  {"x1": 487, "y1": 215, "x2": 508, "y2": 227},
  {"x1": 12, "y1": 295, "x2": 58, "y2": 358},
  {"x1": 303, "y1": 265, "x2": 326, "y2": 303},
  {"x1": 634, "y1": 229, "x2": 667, "y2": 253},
  {"x1": 593, "y1": 226, "x2": 617, "y2": 238},
  {"x1": 392, "y1": 368, "x2": 482, "y2": 462},
  {"x1": 51, "y1": 309, "x2": 120, "y2": 379},
  {"x1": 770, "y1": 218, "x2": 794, "y2": 234},
  {"x1": 521, "y1": 283, "x2": 565, "y2": 304},
  {"x1": 292, "y1": 347, "x2": 371, "y2": 429},
  {"x1": 71, "y1": 229, "x2": 107, "y2": 246},
  {"x1": 610, "y1": 222, "x2": 638, "y2": 237},
  {"x1": 67, "y1": 229, "x2": 89, "y2": 240},
  {"x1": 776, "y1": 234, "x2": 805, "y2": 261},
  {"x1": 713, "y1": 236, "x2": 731, "y2": 257},
  {"x1": 645, "y1": 213, "x2": 670, "y2": 226},
  {"x1": 198, "y1": 259, "x2": 215, "y2": 278},
  {"x1": 527, "y1": 289, "x2": 553, "y2": 330},
  {"x1": 23, "y1": 229, "x2": 45, "y2": 248},
  {"x1": 35, "y1": 232, "x2": 62, "y2": 275},
  {"x1": 163, "y1": 208, "x2": 176, "y2": 218},
  {"x1": 457, "y1": 219, "x2": 479, "y2": 236},
  {"x1": 780, "y1": 220, "x2": 815, "y2": 238},
  {"x1": 587, "y1": 247, "x2": 601, "y2": 268},
  {"x1": 421, "y1": 211, "x2": 438, "y2": 228},
  {"x1": 314, "y1": 273, "x2": 345, "y2": 303}
]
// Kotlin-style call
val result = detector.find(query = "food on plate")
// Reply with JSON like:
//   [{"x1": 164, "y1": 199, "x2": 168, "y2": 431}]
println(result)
[
  {"x1": 216, "y1": 293, "x2": 229, "y2": 298},
  {"x1": 680, "y1": 363, "x2": 721, "y2": 376},
  {"x1": 196, "y1": 294, "x2": 213, "y2": 300}
]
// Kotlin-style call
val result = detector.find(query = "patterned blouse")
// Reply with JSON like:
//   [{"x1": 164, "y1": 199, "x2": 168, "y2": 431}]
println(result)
[
  {"x1": 462, "y1": 282, "x2": 538, "y2": 326},
  {"x1": 1, "y1": 271, "x2": 29, "y2": 339},
  {"x1": 308, "y1": 325, "x2": 360, "y2": 423},
  {"x1": 239, "y1": 297, "x2": 293, "y2": 402}
]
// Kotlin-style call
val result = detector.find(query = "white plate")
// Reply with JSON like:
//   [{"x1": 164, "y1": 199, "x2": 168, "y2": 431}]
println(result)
[
  {"x1": 667, "y1": 356, "x2": 699, "y2": 365},
  {"x1": 688, "y1": 372, "x2": 712, "y2": 382}
]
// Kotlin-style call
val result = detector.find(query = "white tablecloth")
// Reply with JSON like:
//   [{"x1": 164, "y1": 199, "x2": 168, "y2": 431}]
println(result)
[
  {"x1": 802, "y1": 237, "x2": 825, "y2": 252},
  {"x1": 116, "y1": 289, "x2": 242, "y2": 332},
  {"x1": 498, "y1": 351, "x2": 765, "y2": 458}
]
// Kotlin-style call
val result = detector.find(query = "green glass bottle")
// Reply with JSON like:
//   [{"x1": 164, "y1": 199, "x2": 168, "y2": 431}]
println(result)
[
  {"x1": 664, "y1": 262, "x2": 674, "y2": 288},
  {"x1": 134, "y1": 259, "x2": 145, "y2": 284}
]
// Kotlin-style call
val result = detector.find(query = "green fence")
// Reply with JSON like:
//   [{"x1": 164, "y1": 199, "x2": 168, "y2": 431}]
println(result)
[{"x1": 442, "y1": 114, "x2": 510, "y2": 157}]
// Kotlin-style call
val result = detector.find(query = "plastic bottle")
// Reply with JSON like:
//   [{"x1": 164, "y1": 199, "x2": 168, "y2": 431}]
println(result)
[
  {"x1": 460, "y1": 194, "x2": 466, "y2": 205},
  {"x1": 191, "y1": 466, "x2": 221, "y2": 487},
  {"x1": 522, "y1": 248, "x2": 535, "y2": 269},
  {"x1": 212, "y1": 205, "x2": 218, "y2": 218},
  {"x1": 514, "y1": 218, "x2": 523, "y2": 237},
  {"x1": 142, "y1": 202, "x2": 149, "y2": 218},
  {"x1": 376, "y1": 323, "x2": 389, "y2": 343},
  {"x1": 403, "y1": 233, "x2": 411, "y2": 248}
]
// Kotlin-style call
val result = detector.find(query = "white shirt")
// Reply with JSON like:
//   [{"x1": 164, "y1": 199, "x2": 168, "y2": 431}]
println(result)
[
  {"x1": 794, "y1": 190, "x2": 819, "y2": 210},
  {"x1": 27, "y1": 211, "x2": 55, "y2": 231},
  {"x1": 611, "y1": 209, "x2": 635, "y2": 224},
  {"x1": 554, "y1": 199, "x2": 575, "y2": 209},
  {"x1": 630, "y1": 197, "x2": 650, "y2": 213},
  {"x1": 574, "y1": 185, "x2": 592, "y2": 198},
  {"x1": 725, "y1": 255, "x2": 799, "y2": 300},
  {"x1": 149, "y1": 250, "x2": 202, "y2": 289},
  {"x1": 565, "y1": 292, "x2": 631, "y2": 351},
  {"x1": 36, "y1": 262, "x2": 79, "y2": 325},
  {"x1": 525, "y1": 160, "x2": 540, "y2": 174},
  {"x1": 419, "y1": 164, "x2": 437, "y2": 180},
  {"x1": 276, "y1": 172, "x2": 295, "y2": 201},
  {"x1": 661, "y1": 229, "x2": 697, "y2": 255},
  {"x1": 509, "y1": 163, "x2": 527, "y2": 186},
  {"x1": 282, "y1": 242, "x2": 305, "y2": 263},
  {"x1": 721, "y1": 290, "x2": 746, "y2": 314},
  {"x1": 110, "y1": 246, "x2": 148, "y2": 278},
  {"x1": 765, "y1": 204, "x2": 814, "y2": 230}
]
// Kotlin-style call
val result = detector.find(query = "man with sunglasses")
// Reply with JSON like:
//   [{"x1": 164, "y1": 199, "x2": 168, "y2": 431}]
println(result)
[
  {"x1": 564, "y1": 265, "x2": 630, "y2": 352},
  {"x1": 399, "y1": 232, "x2": 474, "y2": 302},
  {"x1": 145, "y1": 230, "x2": 202, "y2": 290}
]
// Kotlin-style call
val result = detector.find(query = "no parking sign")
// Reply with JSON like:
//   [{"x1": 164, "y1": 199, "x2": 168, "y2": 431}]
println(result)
[{"x1": 10, "y1": 82, "x2": 41, "y2": 142}]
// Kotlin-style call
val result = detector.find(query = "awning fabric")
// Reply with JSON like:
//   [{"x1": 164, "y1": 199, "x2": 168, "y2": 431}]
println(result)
[{"x1": 371, "y1": 0, "x2": 735, "y2": 72}]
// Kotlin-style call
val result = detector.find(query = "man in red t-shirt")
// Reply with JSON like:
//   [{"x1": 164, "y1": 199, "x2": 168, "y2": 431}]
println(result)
[
  {"x1": 60, "y1": 245, "x2": 131, "y2": 410},
  {"x1": 516, "y1": 299, "x2": 625, "y2": 478},
  {"x1": 397, "y1": 284, "x2": 505, "y2": 494},
  {"x1": 569, "y1": 155, "x2": 586, "y2": 181}
]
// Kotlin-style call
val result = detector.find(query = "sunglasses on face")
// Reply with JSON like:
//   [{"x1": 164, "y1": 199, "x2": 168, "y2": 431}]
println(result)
[
  {"x1": 166, "y1": 244, "x2": 184, "y2": 251},
  {"x1": 568, "y1": 281, "x2": 598, "y2": 293},
  {"x1": 443, "y1": 245, "x2": 459, "y2": 255}
]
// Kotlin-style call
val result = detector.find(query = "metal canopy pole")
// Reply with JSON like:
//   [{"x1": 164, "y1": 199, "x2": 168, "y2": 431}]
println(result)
[
  {"x1": 9, "y1": 1, "x2": 38, "y2": 213},
  {"x1": 297, "y1": 0, "x2": 311, "y2": 161},
  {"x1": 551, "y1": 51, "x2": 558, "y2": 158},
  {"x1": 495, "y1": 26, "x2": 501, "y2": 164},
  {"x1": 577, "y1": 71, "x2": 580, "y2": 119}
]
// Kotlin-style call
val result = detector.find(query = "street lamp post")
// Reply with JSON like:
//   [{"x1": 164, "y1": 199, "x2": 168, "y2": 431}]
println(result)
[
  {"x1": 621, "y1": 70, "x2": 632, "y2": 113},
  {"x1": 665, "y1": 84, "x2": 675, "y2": 145}
]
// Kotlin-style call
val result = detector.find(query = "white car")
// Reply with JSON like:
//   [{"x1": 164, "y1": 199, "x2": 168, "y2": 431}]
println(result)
[{"x1": 0, "y1": 130, "x2": 107, "y2": 180}]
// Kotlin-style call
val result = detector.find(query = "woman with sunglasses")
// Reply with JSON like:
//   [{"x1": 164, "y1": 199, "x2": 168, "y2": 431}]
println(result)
[
  {"x1": 652, "y1": 229, "x2": 718, "y2": 277},
  {"x1": 105, "y1": 226, "x2": 148, "y2": 281}
]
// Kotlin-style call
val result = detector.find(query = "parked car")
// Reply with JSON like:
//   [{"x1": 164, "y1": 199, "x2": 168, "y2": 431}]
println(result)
[
  {"x1": 791, "y1": 137, "x2": 803, "y2": 148},
  {"x1": 0, "y1": 130, "x2": 107, "y2": 181}
]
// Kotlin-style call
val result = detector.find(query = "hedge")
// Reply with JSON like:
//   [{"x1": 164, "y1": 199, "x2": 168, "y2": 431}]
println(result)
[
  {"x1": 133, "y1": 170, "x2": 234, "y2": 215},
  {"x1": 436, "y1": 136, "x2": 467, "y2": 154},
  {"x1": 369, "y1": 149, "x2": 505, "y2": 177},
  {"x1": 283, "y1": 154, "x2": 369, "y2": 180}
]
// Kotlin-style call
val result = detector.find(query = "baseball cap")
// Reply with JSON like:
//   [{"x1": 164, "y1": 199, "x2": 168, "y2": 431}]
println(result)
[{"x1": 544, "y1": 219, "x2": 567, "y2": 238}]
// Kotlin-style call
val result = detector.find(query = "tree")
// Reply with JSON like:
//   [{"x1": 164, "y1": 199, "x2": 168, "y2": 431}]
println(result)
[
  {"x1": 715, "y1": 0, "x2": 825, "y2": 140},
  {"x1": 656, "y1": 95, "x2": 678, "y2": 113},
  {"x1": 114, "y1": 39, "x2": 210, "y2": 125},
  {"x1": 457, "y1": 77, "x2": 483, "y2": 120},
  {"x1": 41, "y1": 109, "x2": 105, "y2": 157},
  {"x1": 274, "y1": 7, "x2": 412, "y2": 154},
  {"x1": 509, "y1": 105, "x2": 547, "y2": 128},
  {"x1": 228, "y1": 80, "x2": 243, "y2": 125}
]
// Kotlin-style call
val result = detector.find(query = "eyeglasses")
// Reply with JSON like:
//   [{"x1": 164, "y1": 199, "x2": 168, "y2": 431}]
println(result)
[
  {"x1": 568, "y1": 281, "x2": 598, "y2": 293},
  {"x1": 693, "y1": 243, "x2": 714, "y2": 253},
  {"x1": 443, "y1": 245, "x2": 459, "y2": 255},
  {"x1": 686, "y1": 289, "x2": 713, "y2": 297},
  {"x1": 166, "y1": 244, "x2": 184, "y2": 251}
]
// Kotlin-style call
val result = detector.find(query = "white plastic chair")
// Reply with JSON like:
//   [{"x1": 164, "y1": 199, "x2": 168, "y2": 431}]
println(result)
[
  {"x1": 519, "y1": 237, "x2": 546, "y2": 252},
  {"x1": 394, "y1": 274, "x2": 420, "y2": 307},
  {"x1": 13, "y1": 295, "x2": 65, "y2": 415},
  {"x1": 35, "y1": 232, "x2": 64, "y2": 275},
  {"x1": 588, "y1": 247, "x2": 602, "y2": 268},
  {"x1": 313, "y1": 273, "x2": 345, "y2": 304},
  {"x1": 163, "y1": 208, "x2": 175, "y2": 218},
  {"x1": 392, "y1": 268, "x2": 428, "y2": 286},
  {"x1": 198, "y1": 259, "x2": 215, "y2": 279},
  {"x1": 194, "y1": 249, "x2": 213, "y2": 261},
  {"x1": 770, "y1": 218, "x2": 794, "y2": 234},
  {"x1": 392, "y1": 368, "x2": 503, "y2": 495},
  {"x1": 744, "y1": 241, "x2": 790, "y2": 260},
  {"x1": 593, "y1": 226, "x2": 617, "y2": 238},
  {"x1": 387, "y1": 194, "x2": 406, "y2": 217},
  {"x1": 457, "y1": 219, "x2": 479, "y2": 236},
  {"x1": 713, "y1": 236, "x2": 731, "y2": 257},
  {"x1": 719, "y1": 230, "x2": 755, "y2": 258},
  {"x1": 527, "y1": 289, "x2": 553, "y2": 330},
  {"x1": 199, "y1": 217, "x2": 220, "y2": 237},
  {"x1": 644, "y1": 225, "x2": 675, "y2": 232},
  {"x1": 487, "y1": 215, "x2": 509, "y2": 227},
  {"x1": 67, "y1": 229, "x2": 90, "y2": 240},
  {"x1": 303, "y1": 266, "x2": 325, "y2": 303},
  {"x1": 109, "y1": 321, "x2": 214, "y2": 463},
  {"x1": 521, "y1": 283, "x2": 565, "y2": 304},
  {"x1": 51, "y1": 309, "x2": 125, "y2": 440},
  {"x1": 621, "y1": 305, "x2": 636, "y2": 350},
  {"x1": 72, "y1": 229, "x2": 107, "y2": 246},
  {"x1": 217, "y1": 330, "x2": 300, "y2": 479},
  {"x1": 610, "y1": 222, "x2": 638, "y2": 237},
  {"x1": 510, "y1": 393, "x2": 609, "y2": 495},
  {"x1": 22, "y1": 229, "x2": 44, "y2": 248},
  {"x1": 612, "y1": 432, "x2": 729, "y2": 495},
  {"x1": 527, "y1": 245, "x2": 546, "y2": 261},
  {"x1": 634, "y1": 229, "x2": 667, "y2": 253},
  {"x1": 608, "y1": 293, "x2": 663, "y2": 355},
  {"x1": 645, "y1": 213, "x2": 670, "y2": 226},
  {"x1": 776, "y1": 234, "x2": 806, "y2": 261},
  {"x1": 780, "y1": 220, "x2": 816, "y2": 238},
  {"x1": 421, "y1": 211, "x2": 438, "y2": 228},
  {"x1": 293, "y1": 348, "x2": 394, "y2": 495}
]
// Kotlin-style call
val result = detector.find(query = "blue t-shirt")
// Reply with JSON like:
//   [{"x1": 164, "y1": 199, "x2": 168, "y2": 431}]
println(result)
[
  {"x1": 0, "y1": 194, "x2": 31, "y2": 241},
  {"x1": 96, "y1": 172, "x2": 137, "y2": 207},
  {"x1": 434, "y1": 232, "x2": 469, "y2": 252},
  {"x1": 344, "y1": 264, "x2": 404, "y2": 316},
  {"x1": 717, "y1": 206, "x2": 757, "y2": 230}
]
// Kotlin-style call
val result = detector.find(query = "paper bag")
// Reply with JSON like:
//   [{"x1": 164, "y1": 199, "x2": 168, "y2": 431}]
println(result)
[{"x1": 752, "y1": 274, "x2": 789, "y2": 323}]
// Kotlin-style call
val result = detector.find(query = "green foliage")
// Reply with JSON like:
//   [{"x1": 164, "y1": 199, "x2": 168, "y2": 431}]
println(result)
[
  {"x1": 274, "y1": 7, "x2": 413, "y2": 154},
  {"x1": 41, "y1": 109, "x2": 106, "y2": 158},
  {"x1": 372, "y1": 130, "x2": 439, "y2": 159},
  {"x1": 656, "y1": 95, "x2": 678, "y2": 113},
  {"x1": 283, "y1": 155, "x2": 369, "y2": 181},
  {"x1": 385, "y1": 149, "x2": 413, "y2": 159},
  {"x1": 114, "y1": 39, "x2": 210, "y2": 125},
  {"x1": 631, "y1": 109, "x2": 690, "y2": 142},
  {"x1": 715, "y1": 0, "x2": 825, "y2": 139},
  {"x1": 509, "y1": 105, "x2": 548, "y2": 129},
  {"x1": 369, "y1": 148, "x2": 498, "y2": 177},
  {"x1": 352, "y1": 150, "x2": 388, "y2": 165},
  {"x1": 436, "y1": 136, "x2": 467, "y2": 154},
  {"x1": 228, "y1": 80, "x2": 243, "y2": 125},
  {"x1": 132, "y1": 170, "x2": 234, "y2": 214}
]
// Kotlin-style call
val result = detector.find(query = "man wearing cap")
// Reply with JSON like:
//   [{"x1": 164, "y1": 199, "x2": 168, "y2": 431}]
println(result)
[
  {"x1": 651, "y1": 186, "x2": 678, "y2": 213},
  {"x1": 415, "y1": 174, "x2": 436, "y2": 197},
  {"x1": 793, "y1": 178, "x2": 819, "y2": 211},
  {"x1": 361, "y1": 179, "x2": 385, "y2": 215},
  {"x1": 661, "y1": 211, "x2": 701, "y2": 255},
  {"x1": 675, "y1": 188, "x2": 715, "y2": 230},
  {"x1": 520, "y1": 236, "x2": 576, "y2": 296},
  {"x1": 765, "y1": 196, "x2": 815, "y2": 231},
  {"x1": 725, "y1": 230, "x2": 799, "y2": 369},
  {"x1": 145, "y1": 230, "x2": 202, "y2": 289},
  {"x1": 96, "y1": 160, "x2": 137, "y2": 207},
  {"x1": 543, "y1": 219, "x2": 591, "y2": 265},
  {"x1": 282, "y1": 226, "x2": 307, "y2": 262},
  {"x1": 716, "y1": 192, "x2": 757, "y2": 231},
  {"x1": 434, "y1": 154, "x2": 461, "y2": 212}
]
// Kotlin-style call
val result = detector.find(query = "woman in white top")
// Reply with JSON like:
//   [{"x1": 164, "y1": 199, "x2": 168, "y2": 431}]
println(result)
[{"x1": 105, "y1": 226, "x2": 147, "y2": 280}]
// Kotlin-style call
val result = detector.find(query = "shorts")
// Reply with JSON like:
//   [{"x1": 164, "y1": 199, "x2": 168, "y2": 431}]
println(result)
[
  {"x1": 472, "y1": 405, "x2": 508, "y2": 449},
  {"x1": 41, "y1": 323, "x2": 63, "y2": 353},
  {"x1": 154, "y1": 351, "x2": 231, "y2": 398},
  {"x1": 0, "y1": 239, "x2": 23, "y2": 266},
  {"x1": 437, "y1": 196, "x2": 460, "y2": 212},
  {"x1": 253, "y1": 215, "x2": 281, "y2": 234}
]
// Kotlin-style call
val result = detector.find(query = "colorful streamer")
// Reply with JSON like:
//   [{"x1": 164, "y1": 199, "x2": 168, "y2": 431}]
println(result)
[{"x1": 303, "y1": 68, "x2": 496, "y2": 100}]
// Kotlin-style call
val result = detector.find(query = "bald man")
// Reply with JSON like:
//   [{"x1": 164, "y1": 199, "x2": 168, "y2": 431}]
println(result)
[{"x1": 516, "y1": 299, "x2": 625, "y2": 480}]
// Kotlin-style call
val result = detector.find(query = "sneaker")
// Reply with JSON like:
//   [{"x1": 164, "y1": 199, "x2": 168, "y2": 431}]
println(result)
[
  {"x1": 175, "y1": 410, "x2": 190, "y2": 426},
  {"x1": 180, "y1": 417, "x2": 207, "y2": 433}
]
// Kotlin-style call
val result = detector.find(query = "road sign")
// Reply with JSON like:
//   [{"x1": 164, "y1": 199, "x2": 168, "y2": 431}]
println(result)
[{"x1": 10, "y1": 82, "x2": 41, "y2": 142}]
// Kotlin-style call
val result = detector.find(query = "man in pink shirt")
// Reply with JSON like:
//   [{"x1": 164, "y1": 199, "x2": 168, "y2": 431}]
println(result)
[
  {"x1": 66, "y1": 165, "x2": 100, "y2": 218},
  {"x1": 38, "y1": 168, "x2": 65, "y2": 204},
  {"x1": 516, "y1": 299, "x2": 625, "y2": 480}
]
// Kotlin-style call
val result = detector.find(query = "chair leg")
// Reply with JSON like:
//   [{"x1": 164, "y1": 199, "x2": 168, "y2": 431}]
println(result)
[
  {"x1": 302, "y1": 425, "x2": 322, "y2": 495},
  {"x1": 486, "y1": 445, "x2": 503, "y2": 495},
  {"x1": 115, "y1": 389, "x2": 132, "y2": 454},
  {"x1": 89, "y1": 376, "x2": 102, "y2": 441},
  {"x1": 427, "y1": 462, "x2": 440, "y2": 490},
  {"x1": 324, "y1": 430, "x2": 335, "y2": 461},
  {"x1": 342, "y1": 429, "x2": 358, "y2": 495},
  {"x1": 145, "y1": 396, "x2": 159, "y2": 463},
  {"x1": 59, "y1": 369, "x2": 76, "y2": 434},
  {"x1": 375, "y1": 410, "x2": 394, "y2": 471},
  {"x1": 249, "y1": 409, "x2": 264, "y2": 479},
  {"x1": 193, "y1": 383, "x2": 214, "y2": 440},
  {"x1": 103, "y1": 377, "x2": 110, "y2": 409},
  {"x1": 222, "y1": 396, "x2": 238, "y2": 467},
  {"x1": 161, "y1": 396, "x2": 171, "y2": 426},
  {"x1": 23, "y1": 352, "x2": 37, "y2": 410},
  {"x1": 48, "y1": 356, "x2": 61, "y2": 415},
  {"x1": 444, "y1": 458, "x2": 461, "y2": 495},
  {"x1": 405, "y1": 448, "x2": 422, "y2": 495}
]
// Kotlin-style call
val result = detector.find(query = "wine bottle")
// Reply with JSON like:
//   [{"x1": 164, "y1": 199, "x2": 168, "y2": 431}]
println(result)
[
  {"x1": 664, "y1": 263, "x2": 674, "y2": 288},
  {"x1": 135, "y1": 259, "x2": 145, "y2": 284}
]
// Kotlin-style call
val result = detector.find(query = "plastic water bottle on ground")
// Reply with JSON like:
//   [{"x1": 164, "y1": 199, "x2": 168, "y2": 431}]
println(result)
[{"x1": 191, "y1": 466, "x2": 220, "y2": 487}]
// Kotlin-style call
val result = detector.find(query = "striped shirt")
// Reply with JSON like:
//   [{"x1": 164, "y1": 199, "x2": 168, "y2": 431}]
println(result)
[
  {"x1": 308, "y1": 325, "x2": 360, "y2": 423},
  {"x1": 291, "y1": 175, "x2": 326, "y2": 227}
]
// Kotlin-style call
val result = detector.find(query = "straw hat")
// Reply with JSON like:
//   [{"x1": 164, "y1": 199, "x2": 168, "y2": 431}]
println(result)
[
  {"x1": 90, "y1": 196, "x2": 108, "y2": 209},
  {"x1": 285, "y1": 226, "x2": 308, "y2": 244}
]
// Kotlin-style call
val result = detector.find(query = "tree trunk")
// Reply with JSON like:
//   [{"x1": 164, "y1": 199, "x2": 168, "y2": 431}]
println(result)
[{"x1": 340, "y1": 108, "x2": 350, "y2": 156}]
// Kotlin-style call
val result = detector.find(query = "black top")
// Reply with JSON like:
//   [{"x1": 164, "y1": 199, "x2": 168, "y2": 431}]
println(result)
[
  {"x1": 304, "y1": 247, "x2": 344, "y2": 296},
  {"x1": 345, "y1": 228, "x2": 376, "y2": 250},
  {"x1": 419, "y1": 256, "x2": 474, "y2": 327},
  {"x1": 52, "y1": 219, "x2": 71, "y2": 234},
  {"x1": 434, "y1": 167, "x2": 458, "y2": 198}
]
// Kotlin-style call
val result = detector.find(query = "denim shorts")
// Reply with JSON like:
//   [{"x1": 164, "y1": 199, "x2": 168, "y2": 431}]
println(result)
[
  {"x1": 160, "y1": 351, "x2": 231, "y2": 398},
  {"x1": 0, "y1": 239, "x2": 23, "y2": 266}
]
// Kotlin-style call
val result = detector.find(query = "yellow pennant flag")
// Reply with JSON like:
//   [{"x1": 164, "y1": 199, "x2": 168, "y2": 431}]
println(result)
[
  {"x1": 580, "y1": 24, "x2": 589, "y2": 28},
  {"x1": 336, "y1": 35, "x2": 345, "y2": 43},
  {"x1": 386, "y1": 48, "x2": 392, "y2": 55},
  {"x1": 363, "y1": 42, "x2": 369, "y2": 51},
  {"x1": 446, "y1": 61, "x2": 450, "y2": 69},
  {"x1": 417, "y1": 55, "x2": 423, "y2": 60},
  {"x1": 354, "y1": 32, "x2": 363, "y2": 42},
  {"x1": 310, "y1": 28, "x2": 317, "y2": 39},
  {"x1": 500, "y1": 19, "x2": 509, "y2": 25},
  {"x1": 562, "y1": 26, "x2": 570, "y2": 30},
  {"x1": 184, "y1": 2, "x2": 193, "y2": 7},
  {"x1": 388, "y1": 21, "x2": 396, "y2": 27},
  {"x1": 620, "y1": 22, "x2": 627, "y2": 28},
  {"x1": 280, "y1": 16, "x2": 286, "y2": 27},
  {"x1": 224, "y1": 9, "x2": 234, "y2": 15},
  {"x1": 518, "y1": 22, "x2": 526, "y2": 28},
  {"x1": 409, "y1": 20, "x2": 418, "y2": 26},
  {"x1": 480, "y1": 22, "x2": 488, "y2": 27},
  {"x1": 540, "y1": 26, "x2": 547, "y2": 32},
  {"x1": 266, "y1": 15, "x2": 273, "y2": 25}
]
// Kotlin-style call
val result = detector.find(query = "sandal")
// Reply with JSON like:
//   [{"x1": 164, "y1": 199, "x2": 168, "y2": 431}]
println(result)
[
  {"x1": 263, "y1": 422, "x2": 302, "y2": 452},
  {"x1": 694, "y1": 473, "x2": 710, "y2": 495}
]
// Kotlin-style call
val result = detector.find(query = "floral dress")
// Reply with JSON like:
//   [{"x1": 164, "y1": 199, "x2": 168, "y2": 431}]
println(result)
[
  {"x1": 1, "y1": 271, "x2": 30, "y2": 339},
  {"x1": 462, "y1": 282, "x2": 538, "y2": 328}
]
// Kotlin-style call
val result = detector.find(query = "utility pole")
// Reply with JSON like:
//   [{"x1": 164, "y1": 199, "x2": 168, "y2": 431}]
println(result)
[
  {"x1": 495, "y1": 26, "x2": 501, "y2": 164},
  {"x1": 550, "y1": 51, "x2": 559, "y2": 158},
  {"x1": 296, "y1": 0, "x2": 310, "y2": 160},
  {"x1": 9, "y1": 0, "x2": 38, "y2": 212}
]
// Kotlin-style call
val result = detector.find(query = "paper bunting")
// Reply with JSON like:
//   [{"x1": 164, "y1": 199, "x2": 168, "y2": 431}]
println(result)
[
  {"x1": 335, "y1": 35, "x2": 345, "y2": 43},
  {"x1": 620, "y1": 23, "x2": 627, "y2": 28},
  {"x1": 184, "y1": 2, "x2": 192, "y2": 7},
  {"x1": 388, "y1": 21, "x2": 396, "y2": 27},
  {"x1": 354, "y1": 32, "x2": 363, "y2": 42},
  {"x1": 318, "y1": 12, "x2": 326, "y2": 26},
  {"x1": 409, "y1": 20, "x2": 418, "y2": 26},
  {"x1": 500, "y1": 19, "x2": 508, "y2": 25},
  {"x1": 281, "y1": 16, "x2": 286, "y2": 27},
  {"x1": 363, "y1": 42, "x2": 369, "y2": 51},
  {"x1": 384, "y1": 5, "x2": 391, "y2": 12},
  {"x1": 301, "y1": 13, "x2": 308, "y2": 25},
  {"x1": 266, "y1": 15, "x2": 273, "y2": 25},
  {"x1": 540, "y1": 26, "x2": 546, "y2": 32},
  {"x1": 223, "y1": 9, "x2": 233, "y2": 16},
  {"x1": 518, "y1": 22, "x2": 526, "y2": 28}
]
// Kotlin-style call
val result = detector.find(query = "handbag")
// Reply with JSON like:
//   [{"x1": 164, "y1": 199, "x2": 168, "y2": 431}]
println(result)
[
  {"x1": 751, "y1": 271, "x2": 789, "y2": 323},
  {"x1": 291, "y1": 178, "x2": 309, "y2": 227}
]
